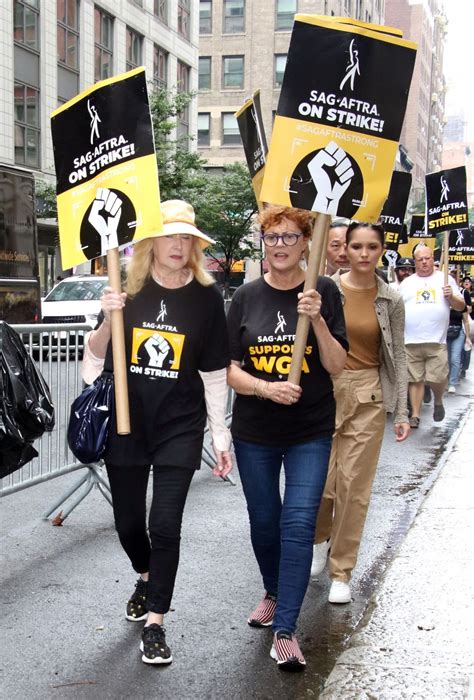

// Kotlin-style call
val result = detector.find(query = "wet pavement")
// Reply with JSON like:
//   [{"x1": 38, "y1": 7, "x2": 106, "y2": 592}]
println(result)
[
  {"x1": 320, "y1": 403, "x2": 474, "y2": 700},
  {"x1": 0, "y1": 374, "x2": 472, "y2": 699}
]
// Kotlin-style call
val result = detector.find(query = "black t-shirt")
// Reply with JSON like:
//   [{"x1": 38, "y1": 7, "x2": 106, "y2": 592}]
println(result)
[
  {"x1": 227, "y1": 276, "x2": 348, "y2": 446},
  {"x1": 103, "y1": 278, "x2": 230, "y2": 469},
  {"x1": 449, "y1": 288, "x2": 470, "y2": 326}
]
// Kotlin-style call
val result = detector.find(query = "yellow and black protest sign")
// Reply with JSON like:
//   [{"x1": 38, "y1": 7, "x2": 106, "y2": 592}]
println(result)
[
  {"x1": 322, "y1": 15, "x2": 403, "y2": 38},
  {"x1": 51, "y1": 67, "x2": 162, "y2": 269},
  {"x1": 235, "y1": 90, "x2": 268, "y2": 208},
  {"x1": 260, "y1": 15, "x2": 417, "y2": 221},
  {"x1": 380, "y1": 170, "x2": 412, "y2": 267},
  {"x1": 426, "y1": 166, "x2": 469, "y2": 234},
  {"x1": 448, "y1": 228, "x2": 474, "y2": 263}
]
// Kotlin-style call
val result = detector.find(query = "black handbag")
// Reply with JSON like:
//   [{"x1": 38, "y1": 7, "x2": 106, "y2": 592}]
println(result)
[
  {"x1": 447, "y1": 325, "x2": 461, "y2": 340},
  {"x1": 67, "y1": 372, "x2": 114, "y2": 464}
]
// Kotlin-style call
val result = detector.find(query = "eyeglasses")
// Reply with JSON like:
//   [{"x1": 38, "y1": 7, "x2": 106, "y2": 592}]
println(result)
[{"x1": 261, "y1": 232, "x2": 304, "y2": 247}]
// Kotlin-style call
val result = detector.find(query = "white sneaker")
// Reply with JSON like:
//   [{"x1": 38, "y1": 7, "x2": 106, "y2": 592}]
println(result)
[
  {"x1": 328, "y1": 580, "x2": 351, "y2": 604},
  {"x1": 311, "y1": 539, "x2": 331, "y2": 577},
  {"x1": 448, "y1": 385, "x2": 456, "y2": 394}
]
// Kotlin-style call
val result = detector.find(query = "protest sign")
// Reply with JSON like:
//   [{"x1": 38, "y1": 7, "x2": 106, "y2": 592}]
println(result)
[
  {"x1": 260, "y1": 15, "x2": 417, "y2": 221},
  {"x1": 380, "y1": 171, "x2": 411, "y2": 268},
  {"x1": 425, "y1": 166, "x2": 469, "y2": 235},
  {"x1": 235, "y1": 90, "x2": 268, "y2": 207},
  {"x1": 51, "y1": 67, "x2": 162, "y2": 270},
  {"x1": 410, "y1": 214, "x2": 427, "y2": 237},
  {"x1": 380, "y1": 171, "x2": 412, "y2": 238},
  {"x1": 448, "y1": 227, "x2": 474, "y2": 263},
  {"x1": 323, "y1": 16, "x2": 403, "y2": 38}
]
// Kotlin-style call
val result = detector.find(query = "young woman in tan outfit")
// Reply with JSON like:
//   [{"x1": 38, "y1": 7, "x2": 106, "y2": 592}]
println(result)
[{"x1": 312, "y1": 222, "x2": 410, "y2": 604}]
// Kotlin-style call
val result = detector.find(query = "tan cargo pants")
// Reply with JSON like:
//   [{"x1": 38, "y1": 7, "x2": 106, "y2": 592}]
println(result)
[{"x1": 314, "y1": 368, "x2": 386, "y2": 582}]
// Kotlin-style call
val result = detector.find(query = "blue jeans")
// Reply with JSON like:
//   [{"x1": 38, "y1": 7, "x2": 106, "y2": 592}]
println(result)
[
  {"x1": 447, "y1": 329, "x2": 465, "y2": 386},
  {"x1": 234, "y1": 437, "x2": 331, "y2": 634}
]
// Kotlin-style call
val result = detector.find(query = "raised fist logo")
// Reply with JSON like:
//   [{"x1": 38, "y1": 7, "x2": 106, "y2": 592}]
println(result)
[
  {"x1": 307, "y1": 142, "x2": 354, "y2": 215},
  {"x1": 88, "y1": 188, "x2": 122, "y2": 255},
  {"x1": 384, "y1": 249, "x2": 398, "y2": 268},
  {"x1": 144, "y1": 334, "x2": 170, "y2": 368}
]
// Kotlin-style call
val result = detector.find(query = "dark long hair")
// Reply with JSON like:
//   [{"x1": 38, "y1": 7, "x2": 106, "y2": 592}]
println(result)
[{"x1": 346, "y1": 221, "x2": 385, "y2": 246}]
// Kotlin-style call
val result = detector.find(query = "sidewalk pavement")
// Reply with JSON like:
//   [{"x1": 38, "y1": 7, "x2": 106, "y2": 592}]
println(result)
[{"x1": 320, "y1": 405, "x2": 474, "y2": 700}]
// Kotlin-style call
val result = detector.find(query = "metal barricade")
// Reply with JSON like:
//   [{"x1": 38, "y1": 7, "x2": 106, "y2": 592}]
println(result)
[{"x1": 0, "y1": 323, "x2": 235, "y2": 522}]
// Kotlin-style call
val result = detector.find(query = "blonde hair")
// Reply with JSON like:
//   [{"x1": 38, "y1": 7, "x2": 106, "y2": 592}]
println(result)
[{"x1": 125, "y1": 236, "x2": 215, "y2": 297}]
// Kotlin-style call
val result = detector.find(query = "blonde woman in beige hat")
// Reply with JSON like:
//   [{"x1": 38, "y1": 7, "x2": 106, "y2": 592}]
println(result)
[{"x1": 82, "y1": 200, "x2": 232, "y2": 665}]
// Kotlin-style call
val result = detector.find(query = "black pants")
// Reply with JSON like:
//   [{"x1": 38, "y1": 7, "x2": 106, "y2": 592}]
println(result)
[{"x1": 106, "y1": 463, "x2": 194, "y2": 614}]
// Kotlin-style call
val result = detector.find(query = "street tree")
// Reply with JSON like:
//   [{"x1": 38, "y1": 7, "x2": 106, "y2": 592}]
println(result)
[
  {"x1": 193, "y1": 163, "x2": 259, "y2": 293},
  {"x1": 149, "y1": 87, "x2": 207, "y2": 202}
]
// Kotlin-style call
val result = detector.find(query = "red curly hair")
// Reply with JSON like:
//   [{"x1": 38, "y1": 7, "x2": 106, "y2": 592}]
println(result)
[{"x1": 259, "y1": 206, "x2": 315, "y2": 239}]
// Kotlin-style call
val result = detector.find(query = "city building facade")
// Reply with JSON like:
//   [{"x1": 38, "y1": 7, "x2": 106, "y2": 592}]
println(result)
[
  {"x1": 197, "y1": 0, "x2": 385, "y2": 170},
  {"x1": 1, "y1": 0, "x2": 199, "y2": 285},
  {"x1": 385, "y1": 0, "x2": 447, "y2": 202},
  {"x1": 442, "y1": 116, "x2": 473, "y2": 208}
]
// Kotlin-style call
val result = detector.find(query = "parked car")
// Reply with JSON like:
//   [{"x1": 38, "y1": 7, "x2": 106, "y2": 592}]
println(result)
[
  {"x1": 40, "y1": 275, "x2": 108, "y2": 356},
  {"x1": 41, "y1": 275, "x2": 107, "y2": 327}
]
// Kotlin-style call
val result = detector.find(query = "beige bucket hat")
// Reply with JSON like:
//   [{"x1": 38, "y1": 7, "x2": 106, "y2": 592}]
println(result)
[{"x1": 159, "y1": 199, "x2": 215, "y2": 248}]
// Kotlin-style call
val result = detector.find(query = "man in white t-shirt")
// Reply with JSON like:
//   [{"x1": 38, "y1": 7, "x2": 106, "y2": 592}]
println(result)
[{"x1": 399, "y1": 245, "x2": 465, "y2": 428}]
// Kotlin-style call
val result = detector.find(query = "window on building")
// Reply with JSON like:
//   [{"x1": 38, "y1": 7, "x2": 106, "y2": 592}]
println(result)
[
  {"x1": 126, "y1": 27, "x2": 143, "y2": 71},
  {"x1": 200, "y1": 0, "x2": 212, "y2": 34},
  {"x1": 198, "y1": 57, "x2": 211, "y2": 90},
  {"x1": 178, "y1": 0, "x2": 191, "y2": 39},
  {"x1": 222, "y1": 56, "x2": 244, "y2": 89},
  {"x1": 276, "y1": 0, "x2": 296, "y2": 31},
  {"x1": 223, "y1": 0, "x2": 244, "y2": 33},
  {"x1": 129, "y1": 0, "x2": 143, "y2": 6},
  {"x1": 14, "y1": 82, "x2": 40, "y2": 167},
  {"x1": 198, "y1": 113, "x2": 210, "y2": 147},
  {"x1": 222, "y1": 112, "x2": 240, "y2": 145},
  {"x1": 153, "y1": 45, "x2": 168, "y2": 89},
  {"x1": 177, "y1": 61, "x2": 190, "y2": 140},
  {"x1": 154, "y1": 0, "x2": 168, "y2": 23},
  {"x1": 274, "y1": 54, "x2": 287, "y2": 87},
  {"x1": 14, "y1": 0, "x2": 40, "y2": 51},
  {"x1": 94, "y1": 7, "x2": 113, "y2": 81},
  {"x1": 57, "y1": 0, "x2": 79, "y2": 70}
]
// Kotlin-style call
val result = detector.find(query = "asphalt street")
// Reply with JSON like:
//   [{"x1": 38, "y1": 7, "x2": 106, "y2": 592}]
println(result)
[{"x1": 0, "y1": 375, "x2": 471, "y2": 699}]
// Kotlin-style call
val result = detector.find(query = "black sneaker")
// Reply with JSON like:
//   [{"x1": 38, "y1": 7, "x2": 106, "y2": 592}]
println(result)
[
  {"x1": 140, "y1": 624, "x2": 173, "y2": 665},
  {"x1": 433, "y1": 403, "x2": 445, "y2": 422},
  {"x1": 126, "y1": 577, "x2": 148, "y2": 622}
]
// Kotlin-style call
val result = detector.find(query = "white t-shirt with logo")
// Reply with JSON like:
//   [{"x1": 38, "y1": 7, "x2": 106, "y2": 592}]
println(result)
[{"x1": 399, "y1": 270, "x2": 457, "y2": 344}]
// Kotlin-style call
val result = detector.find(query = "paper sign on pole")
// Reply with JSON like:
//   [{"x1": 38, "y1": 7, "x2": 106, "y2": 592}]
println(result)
[
  {"x1": 260, "y1": 15, "x2": 417, "y2": 221},
  {"x1": 380, "y1": 170, "x2": 412, "y2": 268},
  {"x1": 448, "y1": 228, "x2": 474, "y2": 263},
  {"x1": 425, "y1": 166, "x2": 469, "y2": 235},
  {"x1": 51, "y1": 67, "x2": 162, "y2": 269},
  {"x1": 397, "y1": 213, "x2": 435, "y2": 259},
  {"x1": 235, "y1": 90, "x2": 268, "y2": 207},
  {"x1": 410, "y1": 214, "x2": 427, "y2": 237}
]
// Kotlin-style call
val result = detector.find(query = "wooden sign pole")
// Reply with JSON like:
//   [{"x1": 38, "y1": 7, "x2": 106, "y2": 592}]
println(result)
[
  {"x1": 318, "y1": 219, "x2": 330, "y2": 275},
  {"x1": 107, "y1": 247, "x2": 130, "y2": 435},
  {"x1": 288, "y1": 213, "x2": 331, "y2": 385}
]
